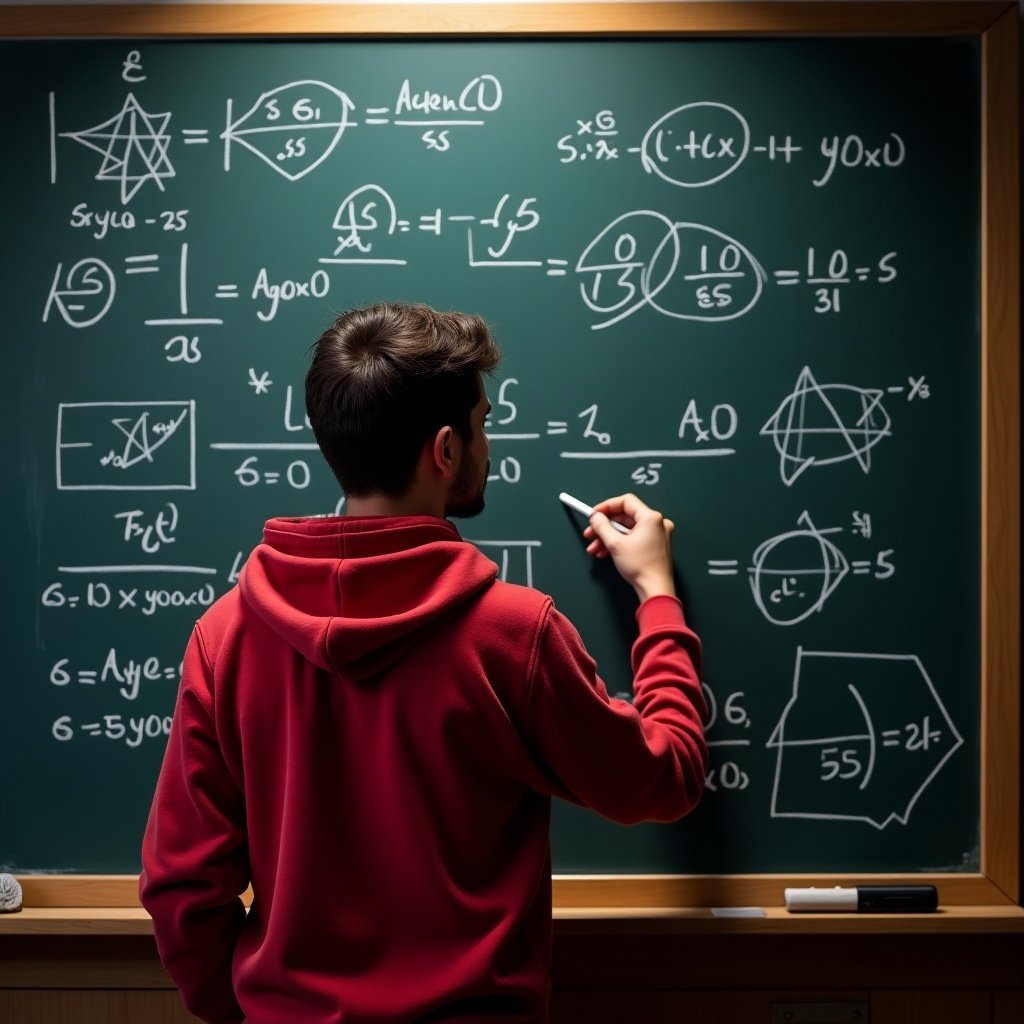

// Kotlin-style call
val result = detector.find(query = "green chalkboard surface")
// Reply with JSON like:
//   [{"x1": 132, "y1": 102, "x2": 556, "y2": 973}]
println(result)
[{"x1": 1, "y1": 35, "x2": 981, "y2": 875}]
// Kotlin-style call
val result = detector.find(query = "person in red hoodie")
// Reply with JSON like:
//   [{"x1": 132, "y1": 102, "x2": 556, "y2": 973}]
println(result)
[{"x1": 140, "y1": 302, "x2": 708, "y2": 1023}]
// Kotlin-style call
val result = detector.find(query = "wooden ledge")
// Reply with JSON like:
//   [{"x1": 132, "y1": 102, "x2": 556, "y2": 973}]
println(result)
[
  {"x1": 2, "y1": 904, "x2": 1023, "y2": 937},
  {"x1": 553, "y1": 904, "x2": 1024, "y2": 934}
]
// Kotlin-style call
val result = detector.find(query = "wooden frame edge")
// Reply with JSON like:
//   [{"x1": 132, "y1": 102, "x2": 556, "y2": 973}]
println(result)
[
  {"x1": 0, "y1": 2, "x2": 1014, "y2": 38},
  {"x1": 0, "y1": 1, "x2": 1017, "y2": 912},
  {"x1": 980, "y1": 3, "x2": 1021, "y2": 906}
]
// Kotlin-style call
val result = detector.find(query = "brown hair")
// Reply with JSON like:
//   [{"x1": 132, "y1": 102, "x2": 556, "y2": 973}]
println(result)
[{"x1": 305, "y1": 302, "x2": 501, "y2": 497}]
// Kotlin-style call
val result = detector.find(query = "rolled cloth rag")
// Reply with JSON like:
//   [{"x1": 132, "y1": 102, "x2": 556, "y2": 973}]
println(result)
[{"x1": 0, "y1": 873, "x2": 23, "y2": 912}]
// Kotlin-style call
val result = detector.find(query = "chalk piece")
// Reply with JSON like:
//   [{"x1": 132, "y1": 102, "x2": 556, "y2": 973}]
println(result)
[
  {"x1": 0, "y1": 873, "x2": 23, "y2": 913},
  {"x1": 711, "y1": 906, "x2": 766, "y2": 918}
]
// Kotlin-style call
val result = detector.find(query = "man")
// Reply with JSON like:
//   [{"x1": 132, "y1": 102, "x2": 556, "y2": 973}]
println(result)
[{"x1": 141, "y1": 302, "x2": 708, "y2": 1023}]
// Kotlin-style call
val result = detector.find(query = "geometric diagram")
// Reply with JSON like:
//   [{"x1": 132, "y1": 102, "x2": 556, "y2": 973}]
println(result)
[
  {"x1": 575, "y1": 211, "x2": 765, "y2": 330},
  {"x1": 468, "y1": 539, "x2": 541, "y2": 589},
  {"x1": 55, "y1": 401, "x2": 196, "y2": 491},
  {"x1": 761, "y1": 366, "x2": 892, "y2": 486},
  {"x1": 42, "y1": 258, "x2": 116, "y2": 329},
  {"x1": 221, "y1": 80, "x2": 354, "y2": 181},
  {"x1": 59, "y1": 94, "x2": 174, "y2": 204},
  {"x1": 640, "y1": 101, "x2": 751, "y2": 188},
  {"x1": 767, "y1": 648, "x2": 964, "y2": 829},
  {"x1": 323, "y1": 183, "x2": 407, "y2": 264},
  {"x1": 748, "y1": 511, "x2": 849, "y2": 626}
]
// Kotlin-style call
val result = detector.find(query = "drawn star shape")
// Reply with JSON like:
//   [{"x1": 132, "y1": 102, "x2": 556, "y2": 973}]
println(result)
[{"x1": 248, "y1": 369, "x2": 273, "y2": 395}]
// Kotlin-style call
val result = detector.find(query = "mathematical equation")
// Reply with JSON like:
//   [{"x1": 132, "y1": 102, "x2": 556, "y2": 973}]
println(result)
[
  {"x1": 49, "y1": 363, "x2": 929, "y2": 502},
  {"x1": 22, "y1": 44, "x2": 972, "y2": 839},
  {"x1": 54, "y1": 53, "x2": 906, "y2": 195},
  {"x1": 46, "y1": 212, "x2": 900, "y2": 337},
  {"x1": 710, "y1": 510, "x2": 895, "y2": 628},
  {"x1": 42, "y1": 50, "x2": 914, "y2": 342}
]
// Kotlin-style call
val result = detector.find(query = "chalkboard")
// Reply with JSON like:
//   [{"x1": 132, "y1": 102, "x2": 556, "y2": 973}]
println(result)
[{"x1": 0, "y1": 17, "x2": 1014, "y2": 894}]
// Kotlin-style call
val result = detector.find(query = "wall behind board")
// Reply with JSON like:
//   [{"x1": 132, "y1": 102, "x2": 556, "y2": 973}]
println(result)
[{"x1": 0, "y1": 30, "x2": 988, "y2": 878}]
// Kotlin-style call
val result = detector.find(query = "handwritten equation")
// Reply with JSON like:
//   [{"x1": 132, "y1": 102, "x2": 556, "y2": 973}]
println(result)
[
  {"x1": 20, "y1": 42, "x2": 977, "y2": 848},
  {"x1": 47, "y1": 206, "x2": 900, "y2": 335}
]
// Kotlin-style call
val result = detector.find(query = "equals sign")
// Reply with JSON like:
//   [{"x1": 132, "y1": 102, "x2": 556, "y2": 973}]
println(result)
[
  {"x1": 264, "y1": 472, "x2": 280, "y2": 484},
  {"x1": 851, "y1": 560, "x2": 872, "y2": 575},
  {"x1": 216, "y1": 284, "x2": 240, "y2": 299},
  {"x1": 419, "y1": 210, "x2": 443, "y2": 235},
  {"x1": 707, "y1": 560, "x2": 739, "y2": 576},
  {"x1": 546, "y1": 421, "x2": 568, "y2": 435},
  {"x1": 882, "y1": 729, "x2": 902, "y2": 747},
  {"x1": 546, "y1": 259, "x2": 568, "y2": 277},
  {"x1": 81, "y1": 723, "x2": 102, "y2": 736},
  {"x1": 182, "y1": 129, "x2": 210, "y2": 145},
  {"x1": 164, "y1": 667, "x2": 177, "y2": 679},
  {"x1": 364, "y1": 106, "x2": 390, "y2": 125},
  {"x1": 855, "y1": 266, "x2": 871, "y2": 281},
  {"x1": 773, "y1": 270, "x2": 801, "y2": 286},
  {"x1": 78, "y1": 670, "x2": 97, "y2": 685},
  {"x1": 396, "y1": 219, "x2": 411, "y2": 233},
  {"x1": 125, "y1": 254, "x2": 160, "y2": 274},
  {"x1": 67, "y1": 596, "x2": 80, "y2": 607}
]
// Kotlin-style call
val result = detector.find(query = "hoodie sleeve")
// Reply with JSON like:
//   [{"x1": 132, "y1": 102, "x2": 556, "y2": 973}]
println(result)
[
  {"x1": 521, "y1": 594, "x2": 708, "y2": 824},
  {"x1": 139, "y1": 624, "x2": 248, "y2": 1024}
]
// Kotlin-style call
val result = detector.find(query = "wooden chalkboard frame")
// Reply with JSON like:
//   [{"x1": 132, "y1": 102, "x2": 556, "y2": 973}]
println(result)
[{"x1": 1, "y1": 2, "x2": 1018, "y2": 915}]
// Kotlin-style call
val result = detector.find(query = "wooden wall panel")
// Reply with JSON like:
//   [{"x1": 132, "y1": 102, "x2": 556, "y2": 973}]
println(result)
[
  {"x1": 0, "y1": 991, "x2": 200, "y2": 1024},
  {"x1": 994, "y1": 990, "x2": 1024, "y2": 1024},
  {"x1": 872, "y1": 990, "x2": 993, "y2": 1024}
]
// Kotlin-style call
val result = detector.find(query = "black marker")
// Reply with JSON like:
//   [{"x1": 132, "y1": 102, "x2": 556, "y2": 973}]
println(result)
[{"x1": 784, "y1": 885, "x2": 938, "y2": 912}]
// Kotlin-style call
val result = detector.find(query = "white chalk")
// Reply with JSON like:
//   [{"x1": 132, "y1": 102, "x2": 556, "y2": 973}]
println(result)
[
  {"x1": 558, "y1": 492, "x2": 630, "y2": 534},
  {"x1": 0, "y1": 873, "x2": 23, "y2": 913},
  {"x1": 711, "y1": 906, "x2": 767, "y2": 918}
]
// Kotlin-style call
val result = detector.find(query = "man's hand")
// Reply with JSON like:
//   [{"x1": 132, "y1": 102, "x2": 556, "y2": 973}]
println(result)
[{"x1": 582, "y1": 493, "x2": 677, "y2": 603}]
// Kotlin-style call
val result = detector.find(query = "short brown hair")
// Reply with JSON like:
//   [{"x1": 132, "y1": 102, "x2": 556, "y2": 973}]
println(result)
[{"x1": 306, "y1": 302, "x2": 501, "y2": 497}]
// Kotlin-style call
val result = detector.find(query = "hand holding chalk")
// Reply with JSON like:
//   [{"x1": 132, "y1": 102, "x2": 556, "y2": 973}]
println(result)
[
  {"x1": 562, "y1": 492, "x2": 677, "y2": 602},
  {"x1": 559, "y1": 492, "x2": 630, "y2": 534}
]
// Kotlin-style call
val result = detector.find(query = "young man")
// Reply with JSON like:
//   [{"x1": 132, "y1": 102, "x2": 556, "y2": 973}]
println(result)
[{"x1": 141, "y1": 302, "x2": 708, "y2": 1024}]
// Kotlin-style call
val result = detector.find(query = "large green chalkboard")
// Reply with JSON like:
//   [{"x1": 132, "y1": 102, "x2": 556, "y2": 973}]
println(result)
[{"x1": 1, "y1": 33, "x2": 984, "y2": 877}]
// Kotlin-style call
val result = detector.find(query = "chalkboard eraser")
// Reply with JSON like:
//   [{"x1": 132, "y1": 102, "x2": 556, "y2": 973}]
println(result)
[
  {"x1": 0, "y1": 873, "x2": 23, "y2": 913},
  {"x1": 784, "y1": 885, "x2": 938, "y2": 913}
]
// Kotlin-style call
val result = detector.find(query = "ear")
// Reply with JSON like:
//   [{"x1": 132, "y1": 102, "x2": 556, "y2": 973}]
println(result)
[{"x1": 430, "y1": 425, "x2": 457, "y2": 478}]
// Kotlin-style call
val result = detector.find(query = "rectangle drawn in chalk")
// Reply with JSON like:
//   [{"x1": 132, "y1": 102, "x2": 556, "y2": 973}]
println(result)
[{"x1": 56, "y1": 401, "x2": 196, "y2": 491}]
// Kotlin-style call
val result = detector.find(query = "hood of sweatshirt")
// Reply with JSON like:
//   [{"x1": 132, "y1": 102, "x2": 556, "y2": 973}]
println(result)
[{"x1": 238, "y1": 515, "x2": 498, "y2": 680}]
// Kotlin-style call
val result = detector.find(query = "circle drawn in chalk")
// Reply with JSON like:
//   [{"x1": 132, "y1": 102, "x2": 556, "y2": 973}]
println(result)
[
  {"x1": 575, "y1": 210, "x2": 679, "y2": 330},
  {"x1": 748, "y1": 519, "x2": 850, "y2": 627},
  {"x1": 45, "y1": 258, "x2": 117, "y2": 329},
  {"x1": 641, "y1": 102, "x2": 751, "y2": 188},
  {"x1": 647, "y1": 223, "x2": 764, "y2": 323}
]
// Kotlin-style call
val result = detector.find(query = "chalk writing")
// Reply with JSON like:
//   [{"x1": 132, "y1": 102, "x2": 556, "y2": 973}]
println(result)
[
  {"x1": 768, "y1": 649, "x2": 963, "y2": 828},
  {"x1": 16, "y1": 40, "x2": 978, "y2": 869}
]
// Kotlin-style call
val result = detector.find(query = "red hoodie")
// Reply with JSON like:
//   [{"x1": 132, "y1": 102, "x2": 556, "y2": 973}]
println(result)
[{"x1": 141, "y1": 515, "x2": 707, "y2": 1023}]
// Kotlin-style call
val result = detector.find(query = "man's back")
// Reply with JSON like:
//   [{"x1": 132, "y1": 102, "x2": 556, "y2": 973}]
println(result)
[
  {"x1": 141, "y1": 513, "x2": 706, "y2": 1023},
  {"x1": 143, "y1": 300, "x2": 706, "y2": 1024}
]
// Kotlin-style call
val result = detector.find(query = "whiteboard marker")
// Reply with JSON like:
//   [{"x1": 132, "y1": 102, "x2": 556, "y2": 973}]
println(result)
[
  {"x1": 558, "y1": 492, "x2": 630, "y2": 534},
  {"x1": 784, "y1": 885, "x2": 938, "y2": 913}
]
